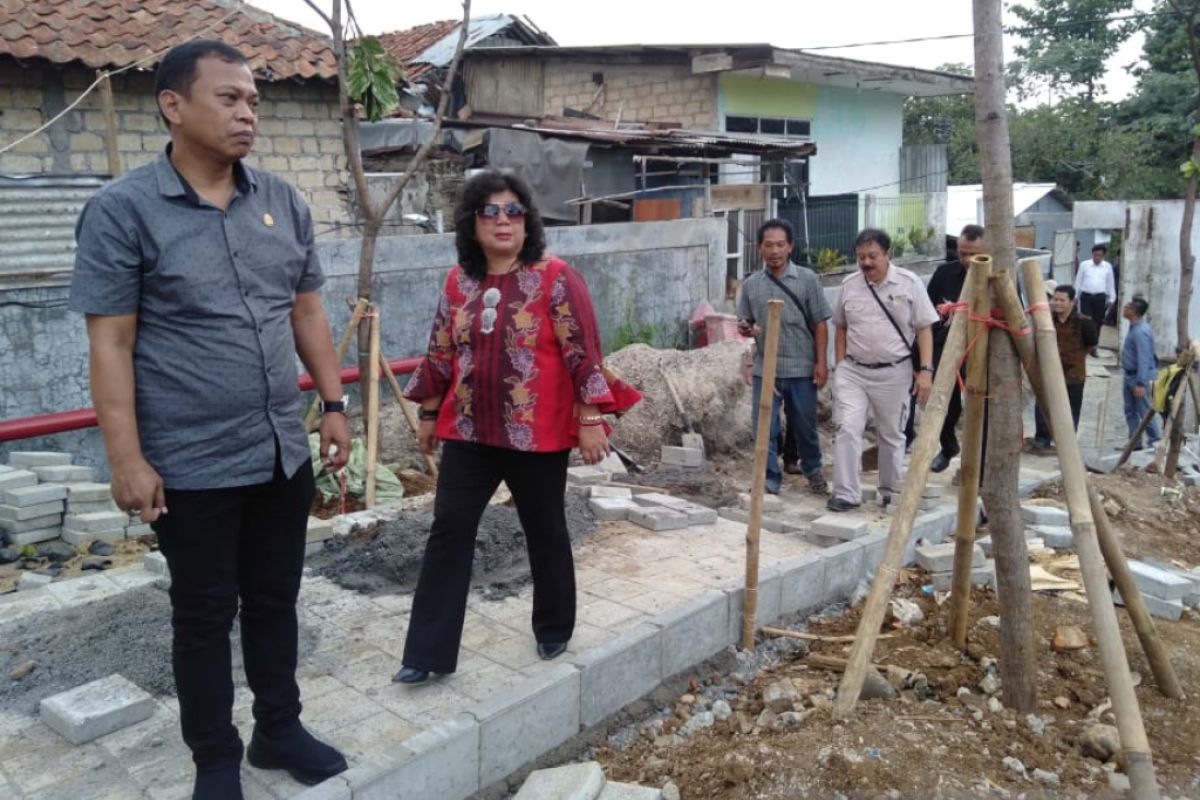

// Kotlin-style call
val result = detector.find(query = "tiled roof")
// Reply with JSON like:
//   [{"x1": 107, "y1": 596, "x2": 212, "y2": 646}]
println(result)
[
  {"x1": 0, "y1": 0, "x2": 337, "y2": 81},
  {"x1": 376, "y1": 19, "x2": 459, "y2": 82}
]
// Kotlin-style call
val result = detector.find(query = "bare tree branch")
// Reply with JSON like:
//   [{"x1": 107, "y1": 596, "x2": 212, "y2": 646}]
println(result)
[{"x1": 299, "y1": 0, "x2": 333, "y2": 32}]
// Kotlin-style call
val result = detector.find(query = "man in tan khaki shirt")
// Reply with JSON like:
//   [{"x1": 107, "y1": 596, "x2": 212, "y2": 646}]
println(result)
[{"x1": 828, "y1": 229, "x2": 939, "y2": 511}]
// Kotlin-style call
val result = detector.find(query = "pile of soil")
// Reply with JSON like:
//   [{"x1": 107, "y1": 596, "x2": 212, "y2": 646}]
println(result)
[
  {"x1": 310, "y1": 489, "x2": 597, "y2": 598},
  {"x1": 0, "y1": 537, "x2": 151, "y2": 594}
]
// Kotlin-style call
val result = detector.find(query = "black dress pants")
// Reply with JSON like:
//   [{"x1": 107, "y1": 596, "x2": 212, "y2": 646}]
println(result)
[
  {"x1": 1034, "y1": 381, "x2": 1086, "y2": 444},
  {"x1": 1080, "y1": 292, "x2": 1107, "y2": 330},
  {"x1": 402, "y1": 441, "x2": 575, "y2": 674},
  {"x1": 153, "y1": 454, "x2": 314, "y2": 770}
]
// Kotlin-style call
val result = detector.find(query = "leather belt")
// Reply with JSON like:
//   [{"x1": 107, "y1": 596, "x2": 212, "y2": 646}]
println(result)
[{"x1": 847, "y1": 355, "x2": 908, "y2": 369}]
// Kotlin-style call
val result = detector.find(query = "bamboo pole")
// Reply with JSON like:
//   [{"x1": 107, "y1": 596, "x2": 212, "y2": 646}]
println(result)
[
  {"x1": 1117, "y1": 407, "x2": 1159, "y2": 469},
  {"x1": 380, "y1": 354, "x2": 439, "y2": 477},
  {"x1": 742, "y1": 299, "x2": 783, "y2": 651},
  {"x1": 989, "y1": 267, "x2": 1045, "y2": 403},
  {"x1": 1022, "y1": 261, "x2": 1160, "y2": 800},
  {"x1": 97, "y1": 71, "x2": 122, "y2": 178},
  {"x1": 833, "y1": 279, "x2": 975, "y2": 719},
  {"x1": 1157, "y1": 350, "x2": 1196, "y2": 476},
  {"x1": 364, "y1": 306, "x2": 382, "y2": 508},
  {"x1": 1088, "y1": 483, "x2": 1185, "y2": 698},
  {"x1": 948, "y1": 256, "x2": 993, "y2": 648},
  {"x1": 305, "y1": 297, "x2": 369, "y2": 432}
]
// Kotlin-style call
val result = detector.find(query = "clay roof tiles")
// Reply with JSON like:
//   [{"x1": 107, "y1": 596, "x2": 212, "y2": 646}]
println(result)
[{"x1": 0, "y1": 0, "x2": 336, "y2": 81}]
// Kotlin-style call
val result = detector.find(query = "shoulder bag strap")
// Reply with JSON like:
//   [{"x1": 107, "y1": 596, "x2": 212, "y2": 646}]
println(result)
[
  {"x1": 864, "y1": 278, "x2": 915, "y2": 356},
  {"x1": 764, "y1": 271, "x2": 814, "y2": 333}
]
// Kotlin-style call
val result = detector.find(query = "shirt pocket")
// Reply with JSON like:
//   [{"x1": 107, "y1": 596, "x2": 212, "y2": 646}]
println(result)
[{"x1": 844, "y1": 299, "x2": 874, "y2": 324}]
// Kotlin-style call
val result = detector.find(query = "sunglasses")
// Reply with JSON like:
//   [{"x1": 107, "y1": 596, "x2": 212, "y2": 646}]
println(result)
[
  {"x1": 476, "y1": 202, "x2": 527, "y2": 221},
  {"x1": 480, "y1": 287, "x2": 501, "y2": 335}
]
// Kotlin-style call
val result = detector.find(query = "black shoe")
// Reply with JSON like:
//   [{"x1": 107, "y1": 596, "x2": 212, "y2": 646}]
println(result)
[
  {"x1": 246, "y1": 722, "x2": 348, "y2": 786},
  {"x1": 537, "y1": 641, "x2": 568, "y2": 660},
  {"x1": 393, "y1": 666, "x2": 430, "y2": 684},
  {"x1": 783, "y1": 462, "x2": 804, "y2": 475},
  {"x1": 930, "y1": 452, "x2": 953, "y2": 473},
  {"x1": 193, "y1": 763, "x2": 243, "y2": 800},
  {"x1": 826, "y1": 497, "x2": 861, "y2": 513}
]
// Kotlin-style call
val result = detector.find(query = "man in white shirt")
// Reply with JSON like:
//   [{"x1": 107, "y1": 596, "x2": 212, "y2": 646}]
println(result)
[{"x1": 1073, "y1": 244, "x2": 1116, "y2": 331}]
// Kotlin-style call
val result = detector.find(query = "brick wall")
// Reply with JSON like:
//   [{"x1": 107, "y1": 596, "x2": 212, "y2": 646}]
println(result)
[
  {"x1": 541, "y1": 59, "x2": 716, "y2": 129},
  {"x1": 0, "y1": 59, "x2": 351, "y2": 233}
]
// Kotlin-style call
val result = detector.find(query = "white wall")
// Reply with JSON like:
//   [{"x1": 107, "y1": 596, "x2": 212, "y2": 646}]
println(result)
[{"x1": 808, "y1": 86, "x2": 904, "y2": 198}]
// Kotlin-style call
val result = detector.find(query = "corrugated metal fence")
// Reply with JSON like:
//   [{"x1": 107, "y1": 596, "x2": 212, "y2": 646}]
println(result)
[
  {"x1": 0, "y1": 176, "x2": 101, "y2": 281},
  {"x1": 899, "y1": 144, "x2": 949, "y2": 194}
]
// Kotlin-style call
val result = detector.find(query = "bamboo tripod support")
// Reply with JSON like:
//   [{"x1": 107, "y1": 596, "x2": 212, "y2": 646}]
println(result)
[
  {"x1": 1022, "y1": 262, "x2": 1160, "y2": 800},
  {"x1": 832, "y1": 278, "x2": 976, "y2": 719},
  {"x1": 364, "y1": 306, "x2": 382, "y2": 508},
  {"x1": 305, "y1": 298, "x2": 369, "y2": 432},
  {"x1": 741, "y1": 300, "x2": 783, "y2": 651},
  {"x1": 948, "y1": 257, "x2": 993, "y2": 648},
  {"x1": 1116, "y1": 348, "x2": 1194, "y2": 471},
  {"x1": 380, "y1": 356, "x2": 439, "y2": 477},
  {"x1": 1156, "y1": 348, "x2": 1197, "y2": 476}
]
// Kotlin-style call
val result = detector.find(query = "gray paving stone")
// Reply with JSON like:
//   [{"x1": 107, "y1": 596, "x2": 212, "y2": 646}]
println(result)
[
  {"x1": 590, "y1": 486, "x2": 633, "y2": 500},
  {"x1": 65, "y1": 483, "x2": 113, "y2": 503},
  {"x1": 514, "y1": 761, "x2": 604, "y2": 800},
  {"x1": 911, "y1": 507, "x2": 959, "y2": 543},
  {"x1": 655, "y1": 590, "x2": 729, "y2": 678},
  {"x1": 725, "y1": 567, "x2": 782, "y2": 644},
  {"x1": 718, "y1": 507, "x2": 787, "y2": 532},
  {"x1": 1114, "y1": 589, "x2": 1184, "y2": 621},
  {"x1": 18, "y1": 571, "x2": 53, "y2": 590},
  {"x1": 10, "y1": 526, "x2": 62, "y2": 546},
  {"x1": 660, "y1": 445, "x2": 704, "y2": 468},
  {"x1": 40, "y1": 674, "x2": 154, "y2": 744},
  {"x1": 569, "y1": 622, "x2": 662, "y2": 727},
  {"x1": 476, "y1": 662, "x2": 580, "y2": 787},
  {"x1": 598, "y1": 782, "x2": 663, "y2": 799},
  {"x1": 567, "y1": 466, "x2": 609, "y2": 485},
  {"x1": 304, "y1": 542, "x2": 324, "y2": 557},
  {"x1": 0, "y1": 469, "x2": 37, "y2": 492},
  {"x1": 778, "y1": 554, "x2": 827, "y2": 616},
  {"x1": 810, "y1": 514, "x2": 867, "y2": 541},
  {"x1": 931, "y1": 564, "x2": 996, "y2": 592},
  {"x1": 679, "y1": 504, "x2": 718, "y2": 526},
  {"x1": 351, "y1": 713, "x2": 480, "y2": 800},
  {"x1": 125, "y1": 523, "x2": 154, "y2": 537},
  {"x1": 860, "y1": 531, "x2": 889, "y2": 576},
  {"x1": 631, "y1": 492, "x2": 686, "y2": 509},
  {"x1": 66, "y1": 499, "x2": 118, "y2": 515},
  {"x1": 143, "y1": 551, "x2": 168, "y2": 575},
  {"x1": 0, "y1": 512, "x2": 64, "y2": 532},
  {"x1": 0, "y1": 500, "x2": 64, "y2": 521},
  {"x1": 738, "y1": 492, "x2": 782, "y2": 511},
  {"x1": 9, "y1": 451, "x2": 72, "y2": 468},
  {"x1": 922, "y1": 485, "x2": 947, "y2": 499},
  {"x1": 3, "y1": 483, "x2": 68, "y2": 506},
  {"x1": 62, "y1": 527, "x2": 124, "y2": 546},
  {"x1": 63, "y1": 511, "x2": 130, "y2": 533},
  {"x1": 1126, "y1": 560, "x2": 1194, "y2": 601},
  {"x1": 306, "y1": 516, "x2": 334, "y2": 544},
  {"x1": 1033, "y1": 526, "x2": 1075, "y2": 549},
  {"x1": 915, "y1": 542, "x2": 983, "y2": 574},
  {"x1": 589, "y1": 497, "x2": 637, "y2": 521},
  {"x1": 1021, "y1": 505, "x2": 1070, "y2": 526},
  {"x1": 32, "y1": 465, "x2": 94, "y2": 483},
  {"x1": 820, "y1": 539, "x2": 867, "y2": 601},
  {"x1": 628, "y1": 507, "x2": 689, "y2": 532}
]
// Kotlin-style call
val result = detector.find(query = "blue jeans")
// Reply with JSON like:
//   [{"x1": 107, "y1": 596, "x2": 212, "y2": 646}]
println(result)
[
  {"x1": 1123, "y1": 383, "x2": 1160, "y2": 449},
  {"x1": 752, "y1": 376, "x2": 821, "y2": 493}
]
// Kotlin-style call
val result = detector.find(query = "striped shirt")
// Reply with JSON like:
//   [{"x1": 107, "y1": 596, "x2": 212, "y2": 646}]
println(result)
[{"x1": 737, "y1": 263, "x2": 832, "y2": 379}]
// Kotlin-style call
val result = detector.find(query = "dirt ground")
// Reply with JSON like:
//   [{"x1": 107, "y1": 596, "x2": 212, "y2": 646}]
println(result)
[{"x1": 0, "y1": 536, "x2": 151, "y2": 594}]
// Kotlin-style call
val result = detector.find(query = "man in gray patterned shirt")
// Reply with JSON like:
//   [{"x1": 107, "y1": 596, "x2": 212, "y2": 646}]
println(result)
[
  {"x1": 70, "y1": 42, "x2": 349, "y2": 800},
  {"x1": 737, "y1": 219, "x2": 832, "y2": 495}
]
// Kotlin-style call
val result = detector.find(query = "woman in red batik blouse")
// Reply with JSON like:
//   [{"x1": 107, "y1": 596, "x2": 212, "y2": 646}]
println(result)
[{"x1": 394, "y1": 170, "x2": 639, "y2": 684}]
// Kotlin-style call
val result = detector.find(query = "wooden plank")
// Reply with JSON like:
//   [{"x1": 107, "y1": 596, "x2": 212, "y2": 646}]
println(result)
[
  {"x1": 632, "y1": 198, "x2": 681, "y2": 222},
  {"x1": 709, "y1": 183, "x2": 767, "y2": 212}
]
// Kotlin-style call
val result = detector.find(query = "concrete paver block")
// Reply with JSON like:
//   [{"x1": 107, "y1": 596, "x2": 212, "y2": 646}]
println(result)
[
  {"x1": 66, "y1": 499, "x2": 119, "y2": 515},
  {"x1": 915, "y1": 542, "x2": 983, "y2": 574},
  {"x1": 356, "y1": 714, "x2": 479, "y2": 800},
  {"x1": 595, "y1": 452, "x2": 628, "y2": 476},
  {"x1": 476, "y1": 662, "x2": 580, "y2": 787},
  {"x1": 0, "y1": 500, "x2": 64, "y2": 522},
  {"x1": 738, "y1": 492, "x2": 782, "y2": 511},
  {"x1": 143, "y1": 551, "x2": 168, "y2": 575},
  {"x1": 1126, "y1": 560, "x2": 1194, "y2": 601},
  {"x1": 810, "y1": 514, "x2": 868, "y2": 541},
  {"x1": 717, "y1": 506, "x2": 787, "y2": 533},
  {"x1": 9, "y1": 526, "x2": 63, "y2": 546},
  {"x1": 860, "y1": 531, "x2": 888, "y2": 576},
  {"x1": 9, "y1": 451, "x2": 72, "y2": 468},
  {"x1": 631, "y1": 492, "x2": 685, "y2": 508},
  {"x1": 40, "y1": 674, "x2": 155, "y2": 744},
  {"x1": 1032, "y1": 526, "x2": 1074, "y2": 549},
  {"x1": 778, "y1": 554, "x2": 827, "y2": 616},
  {"x1": 922, "y1": 485, "x2": 947, "y2": 499},
  {"x1": 63, "y1": 511, "x2": 130, "y2": 533},
  {"x1": 589, "y1": 497, "x2": 637, "y2": 521},
  {"x1": 3, "y1": 483, "x2": 68, "y2": 506},
  {"x1": 820, "y1": 539, "x2": 867, "y2": 601},
  {"x1": 628, "y1": 506, "x2": 689, "y2": 532},
  {"x1": 1021, "y1": 505, "x2": 1069, "y2": 526},
  {"x1": 679, "y1": 504, "x2": 718, "y2": 526},
  {"x1": 0, "y1": 470, "x2": 37, "y2": 492},
  {"x1": 1114, "y1": 589, "x2": 1183, "y2": 622},
  {"x1": 911, "y1": 507, "x2": 958, "y2": 543},
  {"x1": 306, "y1": 516, "x2": 335, "y2": 544},
  {"x1": 590, "y1": 486, "x2": 633, "y2": 500},
  {"x1": 655, "y1": 590, "x2": 728, "y2": 678},
  {"x1": 65, "y1": 483, "x2": 113, "y2": 503},
  {"x1": 599, "y1": 782, "x2": 663, "y2": 799},
  {"x1": 726, "y1": 568, "x2": 782, "y2": 644},
  {"x1": 660, "y1": 445, "x2": 704, "y2": 468},
  {"x1": 17, "y1": 571, "x2": 54, "y2": 590},
  {"x1": 62, "y1": 527, "x2": 123, "y2": 546},
  {"x1": 125, "y1": 523, "x2": 154, "y2": 537},
  {"x1": 931, "y1": 564, "x2": 996, "y2": 592},
  {"x1": 570, "y1": 622, "x2": 662, "y2": 727},
  {"x1": 514, "y1": 760, "x2": 604, "y2": 800},
  {"x1": 304, "y1": 542, "x2": 324, "y2": 557},
  {"x1": 32, "y1": 465, "x2": 95, "y2": 483},
  {"x1": 567, "y1": 466, "x2": 609, "y2": 485},
  {"x1": 0, "y1": 512, "x2": 64, "y2": 533}
]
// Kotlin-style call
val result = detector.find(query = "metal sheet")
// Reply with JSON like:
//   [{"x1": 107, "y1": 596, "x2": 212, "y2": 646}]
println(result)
[{"x1": 0, "y1": 176, "x2": 103, "y2": 280}]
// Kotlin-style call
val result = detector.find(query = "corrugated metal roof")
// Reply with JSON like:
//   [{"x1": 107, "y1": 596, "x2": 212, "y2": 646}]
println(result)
[{"x1": 0, "y1": 175, "x2": 101, "y2": 281}]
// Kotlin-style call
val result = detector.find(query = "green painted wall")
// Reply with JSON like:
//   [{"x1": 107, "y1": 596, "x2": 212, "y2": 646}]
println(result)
[{"x1": 718, "y1": 73, "x2": 816, "y2": 117}]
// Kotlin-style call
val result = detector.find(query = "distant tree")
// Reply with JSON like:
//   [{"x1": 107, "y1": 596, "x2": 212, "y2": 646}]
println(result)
[
  {"x1": 902, "y1": 63, "x2": 981, "y2": 184},
  {"x1": 1009, "y1": 0, "x2": 1138, "y2": 102},
  {"x1": 1162, "y1": 0, "x2": 1200, "y2": 349}
]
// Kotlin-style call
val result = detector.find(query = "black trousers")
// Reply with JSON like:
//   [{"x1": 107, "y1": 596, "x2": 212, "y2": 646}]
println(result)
[
  {"x1": 1033, "y1": 381, "x2": 1086, "y2": 444},
  {"x1": 402, "y1": 442, "x2": 575, "y2": 674},
  {"x1": 1080, "y1": 292, "x2": 1107, "y2": 330},
  {"x1": 153, "y1": 453, "x2": 314, "y2": 770}
]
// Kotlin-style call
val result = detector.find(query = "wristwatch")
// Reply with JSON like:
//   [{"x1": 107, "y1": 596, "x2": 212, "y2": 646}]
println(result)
[
  {"x1": 319, "y1": 395, "x2": 348, "y2": 414},
  {"x1": 918, "y1": 365, "x2": 935, "y2": 374}
]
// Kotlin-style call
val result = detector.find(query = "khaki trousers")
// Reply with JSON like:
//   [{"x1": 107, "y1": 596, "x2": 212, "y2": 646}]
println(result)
[{"x1": 832, "y1": 360, "x2": 913, "y2": 504}]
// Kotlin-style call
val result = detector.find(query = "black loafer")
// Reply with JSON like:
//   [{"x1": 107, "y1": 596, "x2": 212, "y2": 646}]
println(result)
[
  {"x1": 537, "y1": 641, "x2": 568, "y2": 660},
  {"x1": 246, "y1": 722, "x2": 347, "y2": 786},
  {"x1": 930, "y1": 452, "x2": 952, "y2": 473},
  {"x1": 393, "y1": 666, "x2": 430, "y2": 684},
  {"x1": 193, "y1": 763, "x2": 243, "y2": 800},
  {"x1": 826, "y1": 497, "x2": 861, "y2": 513}
]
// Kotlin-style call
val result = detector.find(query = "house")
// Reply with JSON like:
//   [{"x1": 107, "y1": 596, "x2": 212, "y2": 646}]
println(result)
[
  {"x1": 947, "y1": 183, "x2": 1077, "y2": 251},
  {"x1": 0, "y1": 0, "x2": 344, "y2": 282}
]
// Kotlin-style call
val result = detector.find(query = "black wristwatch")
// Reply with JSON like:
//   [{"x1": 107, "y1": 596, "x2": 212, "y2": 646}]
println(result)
[
  {"x1": 319, "y1": 396, "x2": 347, "y2": 414},
  {"x1": 418, "y1": 407, "x2": 439, "y2": 421},
  {"x1": 918, "y1": 365, "x2": 935, "y2": 374}
]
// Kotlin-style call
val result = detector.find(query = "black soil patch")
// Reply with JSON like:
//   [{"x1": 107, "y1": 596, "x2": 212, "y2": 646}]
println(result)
[
  {"x1": 311, "y1": 489, "x2": 596, "y2": 598},
  {"x1": 0, "y1": 585, "x2": 319, "y2": 714}
]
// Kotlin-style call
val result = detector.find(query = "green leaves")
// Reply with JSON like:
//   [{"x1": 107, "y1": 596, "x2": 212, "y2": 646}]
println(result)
[
  {"x1": 1182, "y1": 158, "x2": 1200, "y2": 179},
  {"x1": 346, "y1": 37, "x2": 404, "y2": 122}
]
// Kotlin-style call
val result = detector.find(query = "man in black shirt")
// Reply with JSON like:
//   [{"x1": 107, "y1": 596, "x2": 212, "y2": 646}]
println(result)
[{"x1": 926, "y1": 224, "x2": 986, "y2": 472}]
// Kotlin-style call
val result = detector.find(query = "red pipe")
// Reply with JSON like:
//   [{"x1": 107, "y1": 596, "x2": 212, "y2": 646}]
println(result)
[{"x1": 0, "y1": 357, "x2": 422, "y2": 443}]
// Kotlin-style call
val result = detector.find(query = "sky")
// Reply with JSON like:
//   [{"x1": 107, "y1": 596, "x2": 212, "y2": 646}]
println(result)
[{"x1": 252, "y1": 0, "x2": 1154, "y2": 102}]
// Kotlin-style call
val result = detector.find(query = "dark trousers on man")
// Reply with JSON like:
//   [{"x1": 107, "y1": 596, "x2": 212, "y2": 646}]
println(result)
[
  {"x1": 402, "y1": 442, "x2": 575, "y2": 675},
  {"x1": 154, "y1": 454, "x2": 314, "y2": 770},
  {"x1": 1033, "y1": 381, "x2": 1085, "y2": 446},
  {"x1": 753, "y1": 376, "x2": 822, "y2": 493},
  {"x1": 1080, "y1": 292, "x2": 1107, "y2": 330}
]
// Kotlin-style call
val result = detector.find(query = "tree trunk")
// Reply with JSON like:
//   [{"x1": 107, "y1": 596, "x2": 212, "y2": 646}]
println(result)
[
  {"x1": 356, "y1": 217, "x2": 382, "y2": 411},
  {"x1": 1180, "y1": 139, "x2": 1198, "y2": 353},
  {"x1": 972, "y1": 0, "x2": 1038, "y2": 713}
]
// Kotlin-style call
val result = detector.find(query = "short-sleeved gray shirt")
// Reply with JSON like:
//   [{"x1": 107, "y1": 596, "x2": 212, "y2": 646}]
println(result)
[
  {"x1": 69, "y1": 148, "x2": 325, "y2": 490},
  {"x1": 737, "y1": 263, "x2": 832, "y2": 379}
]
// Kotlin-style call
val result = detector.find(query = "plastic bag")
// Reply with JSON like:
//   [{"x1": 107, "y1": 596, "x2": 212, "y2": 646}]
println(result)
[{"x1": 308, "y1": 433, "x2": 404, "y2": 504}]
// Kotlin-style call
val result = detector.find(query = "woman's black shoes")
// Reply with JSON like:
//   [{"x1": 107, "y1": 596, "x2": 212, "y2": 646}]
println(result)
[
  {"x1": 537, "y1": 642, "x2": 568, "y2": 660},
  {"x1": 393, "y1": 666, "x2": 431, "y2": 684}
]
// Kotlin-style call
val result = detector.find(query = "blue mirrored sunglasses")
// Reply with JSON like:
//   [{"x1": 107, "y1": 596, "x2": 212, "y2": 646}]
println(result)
[{"x1": 476, "y1": 202, "x2": 527, "y2": 220}]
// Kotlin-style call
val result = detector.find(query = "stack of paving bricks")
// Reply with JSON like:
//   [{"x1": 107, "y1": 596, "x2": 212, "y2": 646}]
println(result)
[
  {"x1": 915, "y1": 541, "x2": 995, "y2": 591},
  {"x1": 1021, "y1": 503, "x2": 1073, "y2": 549},
  {"x1": 659, "y1": 442, "x2": 704, "y2": 469},
  {"x1": 1113, "y1": 560, "x2": 1198, "y2": 621},
  {"x1": 305, "y1": 515, "x2": 334, "y2": 556},
  {"x1": 0, "y1": 451, "x2": 76, "y2": 545},
  {"x1": 590, "y1": 488, "x2": 717, "y2": 531}
]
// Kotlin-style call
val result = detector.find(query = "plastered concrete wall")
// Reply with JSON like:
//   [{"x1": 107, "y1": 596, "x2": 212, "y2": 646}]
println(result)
[
  {"x1": 0, "y1": 218, "x2": 724, "y2": 472},
  {"x1": 541, "y1": 59, "x2": 716, "y2": 129}
]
